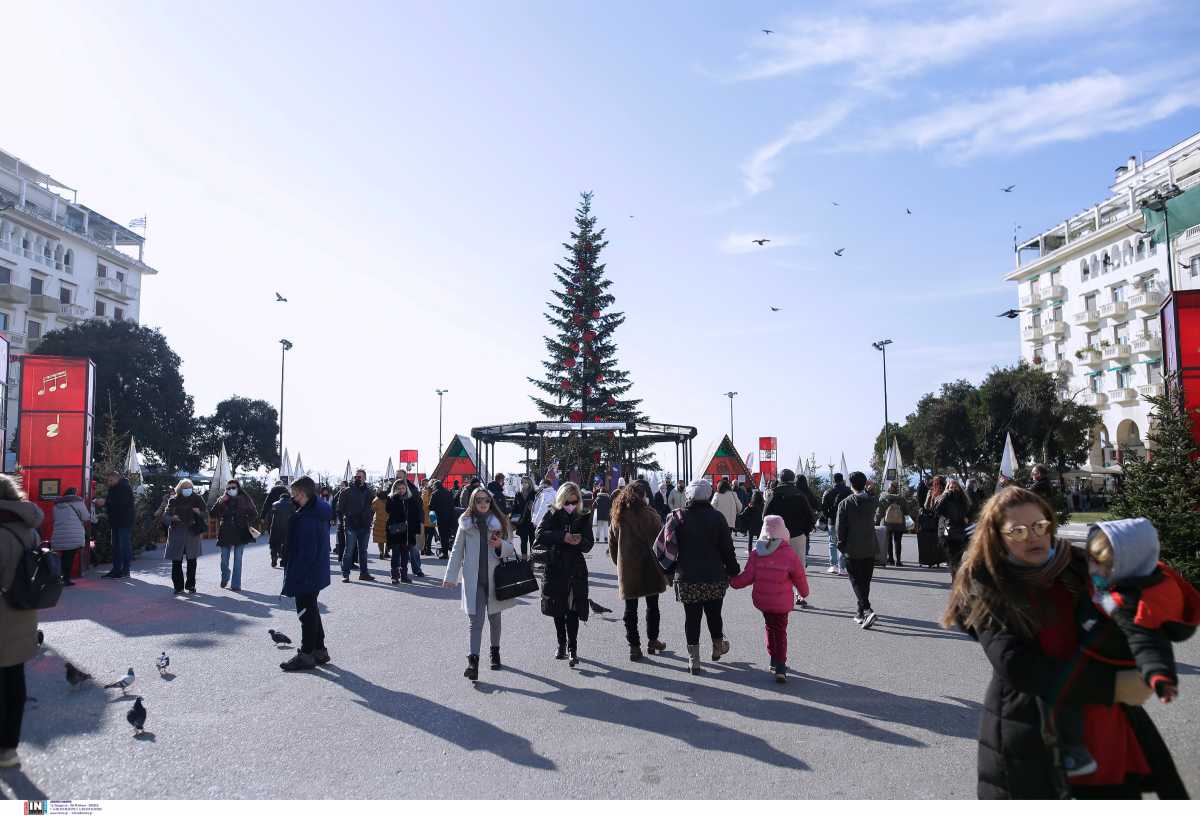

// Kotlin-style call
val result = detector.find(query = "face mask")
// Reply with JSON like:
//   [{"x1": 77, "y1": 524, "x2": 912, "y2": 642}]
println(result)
[
  {"x1": 564, "y1": 502, "x2": 578, "y2": 514},
  {"x1": 1091, "y1": 574, "x2": 1110, "y2": 592},
  {"x1": 181, "y1": 488, "x2": 193, "y2": 497},
  {"x1": 227, "y1": 488, "x2": 238, "y2": 497}
]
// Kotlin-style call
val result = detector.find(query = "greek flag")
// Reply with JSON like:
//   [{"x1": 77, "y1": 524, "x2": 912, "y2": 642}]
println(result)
[{"x1": 128, "y1": 216, "x2": 147, "y2": 228}]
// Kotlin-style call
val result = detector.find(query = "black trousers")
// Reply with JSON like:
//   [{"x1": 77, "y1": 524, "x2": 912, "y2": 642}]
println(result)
[
  {"x1": 171, "y1": 558, "x2": 197, "y2": 591},
  {"x1": 624, "y1": 594, "x2": 661, "y2": 645},
  {"x1": 0, "y1": 663, "x2": 25, "y2": 750},
  {"x1": 518, "y1": 528, "x2": 533, "y2": 558},
  {"x1": 944, "y1": 536, "x2": 966, "y2": 578},
  {"x1": 683, "y1": 598, "x2": 724, "y2": 645},
  {"x1": 887, "y1": 529, "x2": 904, "y2": 563},
  {"x1": 389, "y1": 535, "x2": 409, "y2": 579},
  {"x1": 553, "y1": 611, "x2": 580, "y2": 649},
  {"x1": 845, "y1": 557, "x2": 875, "y2": 616},
  {"x1": 295, "y1": 592, "x2": 325, "y2": 654},
  {"x1": 269, "y1": 535, "x2": 287, "y2": 566},
  {"x1": 60, "y1": 549, "x2": 77, "y2": 583},
  {"x1": 423, "y1": 527, "x2": 435, "y2": 555}
]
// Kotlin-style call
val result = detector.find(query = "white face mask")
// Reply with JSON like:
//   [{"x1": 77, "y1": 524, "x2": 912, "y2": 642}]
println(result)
[
  {"x1": 227, "y1": 488, "x2": 238, "y2": 497},
  {"x1": 181, "y1": 488, "x2": 193, "y2": 497}
]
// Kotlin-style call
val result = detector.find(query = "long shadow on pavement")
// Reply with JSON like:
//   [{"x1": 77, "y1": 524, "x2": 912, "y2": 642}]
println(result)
[
  {"x1": 0, "y1": 768, "x2": 48, "y2": 800},
  {"x1": 308, "y1": 664, "x2": 556, "y2": 771}
]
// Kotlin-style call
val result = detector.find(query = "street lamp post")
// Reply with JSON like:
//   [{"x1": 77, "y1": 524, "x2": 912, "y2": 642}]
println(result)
[
  {"x1": 872, "y1": 339, "x2": 893, "y2": 455},
  {"x1": 722, "y1": 391, "x2": 738, "y2": 441},
  {"x1": 279, "y1": 339, "x2": 292, "y2": 472},
  {"x1": 435, "y1": 389, "x2": 449, "y2": 459},
  {"x1": 1143, "y1": 187, "x2": 1183, "y2": 388}
]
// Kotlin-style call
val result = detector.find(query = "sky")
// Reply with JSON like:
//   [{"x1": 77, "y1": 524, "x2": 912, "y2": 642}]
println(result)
[{"x1": 5, "y1": 0, "x2": 1200, "y2": 482}]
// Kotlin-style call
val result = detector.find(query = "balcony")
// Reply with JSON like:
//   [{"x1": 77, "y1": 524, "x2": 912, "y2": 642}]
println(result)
[
  {"x1": 1019, "y1": 289, "x2": 1041, "y2": 308},
  {"x1": 1108, "y1": 387, "x2": 1139, "y2": 405},
  {"x1": 59, "y1": 303, "x2": 89, "y2": 322},
  {"x1": 1073, "y1": 309, "x2": 1100, "y2": 327},
  {"x1": 4, "y1": 332, "x2": 26, "y2": 348},
  {"x1": 27, "y1": 337, "x2": 42, "y2": 353},
  {"x1": 96, "y1": 277, "x2": 137, "y2": 301},
  {"x1": 1041, "y1": 359, "x2": 1071, "y2": 375},
  {"x1": 28, "y1": 293, "x2": 59, "y2": 313},
  {"x1": 1076, "y1": 348, "x2": 1104, "y2": 367},
  {"x1": 1022, "y1": 325, "x2": 1043, "y2": 342},
  {"x1": 1098, "y1": 301, "x2": 1129, "y2": 320},
  {"x1": 1131, "y1": 334, "x2": 1161, "y2": 356},
  {"x1": 1082, "y1": 391, "x2": 1108, "y2": 408},
  {"x1": 0, "y1": 283, "x2": 31, "y2": 305},
  {"x1": 1139, "y1": 382, "x2": 1165, "y2": 399},
  {"x1": 1042, "y1": 320, "x2": 1067, "y2": 338},
  {"x1": 1101, "y1": 343, "x2": 1131, "y2": 362},
  {"x1": 1040, "y1": 284, "x2": 1068, "y2": 302},
  {"x1": 1128, "y1": 289, "x2": 1163, "y2": 312}
]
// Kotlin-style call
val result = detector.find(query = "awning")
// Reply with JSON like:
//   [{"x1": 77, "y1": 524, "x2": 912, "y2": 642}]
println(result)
[{"x1": 1142, "y1": 183, "x2": 1200, "y2": 242}]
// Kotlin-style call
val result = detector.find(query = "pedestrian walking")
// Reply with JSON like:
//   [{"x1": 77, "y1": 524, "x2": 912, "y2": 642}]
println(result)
[
  {"x1": 740, "y1": 489, "x2": 765, "y2": 543},
  {"x1": 710, "y1": 478, "x2": 743, "y2": 538},
  {"x1": 264, "y1": 486, "x2": 296, "y2": 569},
  {"x1": 386, "y1": 478, "x2": 422, "y2": 584},
  {"x1": 430, "y1": 479, "x2": 457, "y2": 559},
  {"x1": 730, "y1": 514, "x2": 810, "y2": 682},
  {"x1": 337, "y1": 469, "x2": 376, "y2": 582},
  {"x1": 592, "y1": 486, "x2": 612, "y2": 545},
  {"x1": 836, "y1": 472, "x2": 880, "y2": 630},
  {"x1": 763, "y1": 469, "x2": 816, "y2": 605},
  {"x1": 0, "y1": 475, "x2": 44, "y2": 769},
  {"x1": 874, "y1": 482, "x2": 914, "y2": 567},
  {"x1": 509, "y1": 477, "x2": 536, "y2": 557},
  {"x1": 530, "y1": 476, "x2": 557, "y2": 529},
  {"x1": 96, "y1": 470, "x2": 135, "y2": 579},
  {"x1": 486, "y1": 472, "x2": 508, "y2": 514},
  {"x1": 280, "y1": 477, "x2": 332, "y2": 671},
  {"x1": 158, "y1": 479, "x2": 206, "y2": 594},
  {"x1": 261, "y1": 480, "x2": 289, "y2": 521},
  {"x1": 421, "y1": 479, "x2": 436, "y2": 556},
  {"x1": 942, "y1": 487, "x2": 1187, "y2": 799},
  {"x1": 443, "y1": 487, "x2": 518, "y2": 680},
  {"x1": 209, "y1": 478, "x2": 256, "y2": 592},
  {"x1": 397, "y1": 473, "x2": 425, "y2": 578},
  {"x1": 656, "y1": 479, "x2": 740, "y2": 674},
  {"x1": 821, "y1": 473, "x2": 852, "y2": 575},
  {"x1": 533, "y1": 481, "x2": 595, "y2": 667},
  {"x1": 930, "y1": 477, "x2": 970, "y2": 577},
  {"x1": 608, "y1": 480, "x2": 668, "y2": 661},
  {"x1": 665, "y1": 477, "x2": 686, "y2": 512},
  {"x1": 371, "y1": 487, "x2": 389, "y2": 561},
  {"x1": 52, "y1": 488, "x2": 94, "y2": 587}
]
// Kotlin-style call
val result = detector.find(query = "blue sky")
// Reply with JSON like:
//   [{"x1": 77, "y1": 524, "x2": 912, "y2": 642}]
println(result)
[{"x1": 6, "y1": 0, "x2": 1200, "y2": 480}]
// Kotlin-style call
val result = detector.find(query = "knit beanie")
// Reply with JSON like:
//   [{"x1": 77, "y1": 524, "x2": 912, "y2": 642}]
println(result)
[
  {"x1": 685, "y1": 479, "x2": 713, "y2": 502},
  {"x1": 761, "y1": 514, "x2": 790, "y2": 541}
]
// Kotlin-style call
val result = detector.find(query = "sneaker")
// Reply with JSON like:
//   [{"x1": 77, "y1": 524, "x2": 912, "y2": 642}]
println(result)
[
  {"x1": 401, "y1": 576, "x2": 412, "y2": 584},
  {"x1": 360, "y1": 574, "x2": 376, "y2": 582},
  {"x1": 342, "y1": 577, "x2": 351, "y2": 583},
  {"x1": 852, "y1": 614, "x2": 865, "y2": 625},
  {"x1": 1062, "y1": 747, "x2": 1098, "y2": 777},
  {"x1": 186, "y1": 587, "x2": 197, "y2": 594},
  {"x1": 837, "y1": 568, "x2": 847, "y2": 576},
  {"x1": 774, "y1": 664, "x2": 788, "y2": 684},
  {"x1": 0, "y1": 748, "x2": 20, "y2": 768},
  {"x1": 555, "y1": 643, "x2": 567, "y2": 660},
  {"x1": 280, "y1": 652, "x2": 317, "y2": 672},
  {"x1": 796, "y1": 598, "x2": 809, "y2": 609},
  {"x1": 861, "y1": 611, "x2": 878, "y2": 630},
  {"x1": 413, "y1": 571, "x2": 426, "y2": 578},
  {"x1": 313, "y1": 648, "x2": 331, "y2": 665},
  {"x1": 101, "y1": 571, "x2": 118, "y2": 579},
  {"x1": 391, "y1": 578, "x2": 400, "y2": 585},
  {"x1": 220, "y1": 578, "x2": 228, "y2": 589},
  {"x1": 825, "y1": 566, "x2": 837, "y2": 574}
]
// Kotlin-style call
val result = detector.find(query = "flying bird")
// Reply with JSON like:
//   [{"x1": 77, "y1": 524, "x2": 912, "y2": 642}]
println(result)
[
  {"x1": 761, "y1": 28, "x2": 774, "y2": 34},
  {"x1": 105, "y1": 668, "x2": 135, "y2": 691},
  {"x1": 588, "y1": 599, "x2": 613, "y2": 615},
  {"x1": 769, "y1": 306, "x2": 782, "y2": 312},
  {"x1": 906, "y1": 208, "x2": 912, "y2": 215},
  {"x1": 997, "y1": 309, "x2": 1022, "y2": 319},
  {"x1": 833, "y1": 248, "x2": 846, "y2": 257},
  {"x1": 127, "y1": 697, "x2": 147, "y2": 734},
  {"x1": 275, "y1": 292, "x2": 288, "y2": 302},
  {"x1": 65, "y1": 662, "x2": 92, "y2": 687},
  {"x1": 1002, "y1": 185, "x2": 1016, "y2": 193},
  {"x1": 268, "y1": 629, "x2": 292, "y2": 645},
  {"x1": 832, "y1": 201, "x2": 840, "y2": 206},
  {"x1": 156, "y1": 652, "x2": 170, "y2": 675},
  {"x1": 751, "y1": 238, "x2": 770, "y2": 246}
]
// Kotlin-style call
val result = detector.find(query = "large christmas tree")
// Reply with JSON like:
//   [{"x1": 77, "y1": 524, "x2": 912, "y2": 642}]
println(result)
[{"x1": 528, "y1": 192, "x2": 655, "y2": 483}]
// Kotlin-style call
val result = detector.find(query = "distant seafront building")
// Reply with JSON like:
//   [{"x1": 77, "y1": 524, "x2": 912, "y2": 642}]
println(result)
[
  {"x1": 1006, "y1": 131, "x2": 1200, "y2": 485},
  {"x1": 0, "y1": 147, "x2": 157, "y2": 457}
]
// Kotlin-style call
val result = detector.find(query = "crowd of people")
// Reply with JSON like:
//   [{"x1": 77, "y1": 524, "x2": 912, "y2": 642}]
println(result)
[{"x1": 0, "y1": 461, "x2": 1194, "y2": 801}]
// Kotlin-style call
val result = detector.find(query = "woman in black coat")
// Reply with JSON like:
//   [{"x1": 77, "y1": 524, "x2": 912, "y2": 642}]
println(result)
[
  {"x1": 386, "y1": 479, "x2": 422, "y2": 584},
  {"x1": 933, "y1": 479, "x2": 971, "y2": 577},
  {"x1": 943, "y1": 487, "x2": 1186, "y2": 800},
  {"x1": 533, "y1": 481, "x2": 594, "y2": 667},
  {"x1": 509, "y1": 477, "x2": 536, "y2": 557}
]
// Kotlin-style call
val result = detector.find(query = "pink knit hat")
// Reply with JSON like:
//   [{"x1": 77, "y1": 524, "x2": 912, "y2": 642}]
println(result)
[{"x1": 761, "y1": 514, "x2": 790, "y2": 541}]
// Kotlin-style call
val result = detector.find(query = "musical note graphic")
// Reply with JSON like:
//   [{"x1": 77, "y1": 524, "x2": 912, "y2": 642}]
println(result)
[
  {"x1": 46, "y1": 414, "x2": 61, "y2": 438},
  {"x1": 37, "y1": 370, "x2": 68, "y2": 396}
]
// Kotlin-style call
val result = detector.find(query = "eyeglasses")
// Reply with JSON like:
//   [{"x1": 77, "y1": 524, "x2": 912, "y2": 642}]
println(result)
[
  {"x1": 1001, "y1": 519, "x2": 1053, "y2": 542},
  {"x1": 475, "y1": 497, "x2": 491, "y2": 504}
]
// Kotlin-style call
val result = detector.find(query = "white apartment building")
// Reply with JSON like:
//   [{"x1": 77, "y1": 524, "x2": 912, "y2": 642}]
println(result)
[
  {"x1": 0, "y1": 147, "x2": 158, "y2": 457},
  {"x1": 1006, "y1": 132, "x2": 1200, "y2": 483}
]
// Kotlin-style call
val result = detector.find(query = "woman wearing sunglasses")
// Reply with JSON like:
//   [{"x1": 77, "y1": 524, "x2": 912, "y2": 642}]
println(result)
[
  {"x1": 533, "y1": 481, "x2": 595, "y2": 667},
  {"x1": 942, "y1": 486, "x2": 1185, "y2": 800}
]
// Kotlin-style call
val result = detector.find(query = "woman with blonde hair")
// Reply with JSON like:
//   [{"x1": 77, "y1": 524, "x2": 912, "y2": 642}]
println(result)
[
  {"x1": 533, "y1": 481, "x2": 595, "y2": 667},
  {"x1": 158, "y1": 478, "x2": 208, "y2": 595},
  {"x1": 444, "y1": 487, "x2": 517, "y2": 680},
  {"x1": 942, "y1": 486, "x2": 1184, "y2": 799}
]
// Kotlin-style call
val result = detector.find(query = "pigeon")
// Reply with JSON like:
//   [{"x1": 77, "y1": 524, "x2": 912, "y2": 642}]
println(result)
[
  {"x1": 1002, "y1": 185, "x2": 1016, "y2": 193},
  {"x1": 65, "y1": 662, "x2": 92, "y2": 687},
  {"x1": 105, "y1": 668, "x2": 135, "y2": 690},
  {"x1": 769, "y1": 306, "x2": 782, "y2": 312},
  {"x1": 127, "y1": 697, "x2": 147, "y2": 734},
  {"x1": 834, "y1": 248, "x2": 846, "y2": 256},
  {"x1": 268, "y1": 629, "x2": 292, "y2": 645},
  {"x1": 997, "y1": 309, "x2": 1022, "y2": 319},
  {"x1": 37, "y1": 629, "x2": 43, "y2": 645},
  {"x1": 906, "y1": 208, "x2": 912, "y2": 215},
  {"x1": 588, "y1": 599, "x2": 613, "y2": 615},
  {"x1": 751, "y1": 238, "x2": 770, "y2": 246},
  {"x1": 832, "y1": 201, "x2": 839, "y2": 206},
  {"x1": 156, "y1": 652, "x2": 170, "y2": 674},
  {"x1": 275, "y1": 292, "x2": 288, "y2": 302},
  {"x1": 761, "y1": 28, "x2": 774, "y2": 34}
]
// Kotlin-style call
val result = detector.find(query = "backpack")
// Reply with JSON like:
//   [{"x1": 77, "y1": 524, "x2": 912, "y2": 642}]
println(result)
[
  {"x1": 2, "y1": 525, "x2": 63, "y2": 610},
  {"x1": 883, "y1": 499, "x2": 905, "y2": 526}
]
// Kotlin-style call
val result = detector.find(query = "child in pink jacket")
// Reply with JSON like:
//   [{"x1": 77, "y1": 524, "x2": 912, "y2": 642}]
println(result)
[{"x1": 730, "y1": 514, "x2": 810, "y2": 683}]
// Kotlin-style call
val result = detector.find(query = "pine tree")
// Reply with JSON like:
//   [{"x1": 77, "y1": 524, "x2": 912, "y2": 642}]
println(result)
[
  {"x1": 1110, "y1": 378, "x2": 1200, "y2": 585},
  {"x1": 528, "y1": 192, "x2": 655, "y2": 483}
]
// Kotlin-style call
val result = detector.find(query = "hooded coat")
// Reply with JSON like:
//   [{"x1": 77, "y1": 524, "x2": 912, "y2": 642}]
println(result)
[
  {"x1": 608, "y1": 501, "x2": 667, "y2": 600},
  {"x1": 534, "y1": 506, "x2": 595, "y2": 619},
  {"x1": 52, "y1": 494, "x2": 94, "y2": 551},
  {"x1": 730, "y1": 535, "x2": 810, "y2": 614},
  {"x1": 0, "y1": 499, "x2": 45, "y2": 667}
]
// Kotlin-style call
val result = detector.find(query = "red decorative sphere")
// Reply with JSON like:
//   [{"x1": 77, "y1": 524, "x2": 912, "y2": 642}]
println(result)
[
  {"x1": 564, "y1": 358, "x2": 576, "y2": 369},
  {"x1": 583, "y1": 329, "x2": 597, "y2": 342},
  {"x1": 569, "y1": 342, "x2": 579, "y2": 352},
  {"x1": 607, "y1": 396, "x2": 616, "y2": 406},
  {"x1": 593, "y1": 414, "x2": 602, "y2": 421},
  {"x1": 569, "y1": 410, "x2": 584, "y2": 422},
  {"x1": 559, "y1": 378, "x2": 571, "y2": 389},
  {"x1": 591, "y1": 310, "x2": 600, "y2": 319},
  {"x1": 595, "y1": 373, "x2": 605, "y2": 382},
  {"x1": 572, "y1": 314, "x2": 585, "y2": 325}
]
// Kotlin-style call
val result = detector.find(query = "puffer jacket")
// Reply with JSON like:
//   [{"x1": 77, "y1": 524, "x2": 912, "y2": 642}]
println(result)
[
  {"x1": 730, "y1": 536, "x2": 810, "y2": 614},
  {"x1": 0, "y1": 499, "x2": 45, "y2": 667},
  {"x1": 52, "y1": 495, "x2": 94, "y2": 550},
  {"x1": 371, "y1": 495, "x2": 389, "y2": 545},
  {"x1": 673, "y1": 501, "x2": 740, "y2": 586},
  {"x1": 710, "y1": 489, "x2": 743, "y2": 529},
  {"x1": 765, "y1": 482, "x2": 816, "y2": 536},
  {"x1": 533, "y1": 507, "x2": 595, "y2": 619},
  {"x1": 281, "y1": 497, "x2": 332, "y2": 598}
]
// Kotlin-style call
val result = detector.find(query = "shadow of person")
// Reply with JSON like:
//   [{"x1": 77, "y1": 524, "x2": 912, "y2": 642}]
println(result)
[
  {"x1": 0, "y1": 767, "x2": 49, "y2": 800},
  {"x1": 308, "y1": 665, "x2": 555, "y2": 771},
  {"x1": 501, "y1": 665, "x2": 814, "y2": 768}
]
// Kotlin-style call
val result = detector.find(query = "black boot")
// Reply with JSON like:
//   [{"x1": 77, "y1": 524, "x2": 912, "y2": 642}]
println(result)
[
  {"x1": 629, "y1": 643, "x2": 644, "y2": 662},
  {"x1": 489, "y1": 647, "x2": 501, "y2": 670},
  {"x1": 555, "y1": 642, "x2": 567, "y2": 660},
  {"x1": 464, "y1": 654, "x2": 479, "y2": 681},
  {"x1": 568, "y1": 646, "x2": 579, "y2": 668}
]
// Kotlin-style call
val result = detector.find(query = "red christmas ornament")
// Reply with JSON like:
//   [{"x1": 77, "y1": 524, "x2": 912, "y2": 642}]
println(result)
[
  {"x1": 591, "y1": 310, "x2": 600, "y2": 319},
  {"x1": 569, "y1": 342, "x2": 579, "y2": 352},
  {"x1": 607, "y1": 396, "x2": 616, "y2": 406},
  {"x1": 569, "y1": 410, "x2": 584, "y2": 422},
  {"x1": 593, "y1": 414, "x2": 603, "y2": 421},
  {"x1": 583, "y1": 386, "x2": 592, "y2": 397},
  {"x1": 559, "y1": 378, "x2": 571, "y2": 389},
  {"x1": 564, "y1": 358, "x2": 576, "y2": 369},
  {"x1": 572, "y1": 314, "x2": 585, "y2": 325},
  {"x1": 595, "y1": 373, "x2": 605, "y2": 382},
  {"x1": 583, "y1": 329, "x2": 597, "y2": 342},
  {"x1": 593, "y1": 450, "x2": 602, "y2": 463}
]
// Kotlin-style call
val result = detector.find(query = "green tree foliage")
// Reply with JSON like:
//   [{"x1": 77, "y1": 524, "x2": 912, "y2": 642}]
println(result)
[
  {"x1": 195, "y1": 396, "x2": 280, "y2": 475},
  {"x1": 35, "y1": 320, "x2": 198, "y2": 470},
  {"x1": 527, "y1": 192, "x2": 654, "y2": 482},
  {"x1": 870, "y1": 422, "x2": 915, "y2": 481},
  {"x1": 1110, "y1": 379, "x2": 1200, "y2": 585}
]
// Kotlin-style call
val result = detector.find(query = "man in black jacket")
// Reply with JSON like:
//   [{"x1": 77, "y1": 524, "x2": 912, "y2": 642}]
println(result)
[
  {"x1": 836, "y1": 472, "x2": 881, "y2": 629},
  {"x1": 486, "y1": 473, "x2": 508, "y2": 514},
  {"x1": 763, "y1": 468, "x2": 816, "y2": 607},
  {"x1": 821, "y1": 473, "x2": 852, "y2": 575},
  {"x1": 429, "y1": 479, "x2": 457, "y2": 558},
  {"x1": 97, "y1": 471, "x2": 136, "y2": 578},
  {"x1": 336, "y1": 470, "x2": 376, "y2": 582}
]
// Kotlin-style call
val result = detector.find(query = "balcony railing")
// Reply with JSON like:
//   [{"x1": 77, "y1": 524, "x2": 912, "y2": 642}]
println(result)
[
  {"x1": 1098, "y1": 301, "x2": 1129, "y2": 320},
  {"x1": 1073, "y1": 309, "x2": 1100, "y2": 326},
  {"x1": 0, "y1": 283, "x2": 31, "y2": 305},
  {"x1": 1019, "y1": 289, "x2": 1041, "y2": 308},
  {"x1": 1128, "y1": 290, "x2": 1163, "y2": 312},
  {"x1": 1041, "y1": 359, "x2": 1071, "y2": 375},
  {"x1": 1082, "y1": 391, "x2": 1108, "y2": 407},
  {"x1": 1040, "y1": 284, "x2": 1068, "y2": 301},
  {"x1": 1042, "y1": 320, "x2": 1066, "y2": 337},
  {"x1": 1101, "y1": 343, "x2": 1132, "y2": 362},
  {"x1": 1022, "y1": 325, "x2": 1043, "y2": 342},
  {"x1": 1108, "y1": 387, "x2": 1139, "y2": 405},
  {"x1": 28, "y1": 293, "x2": 59, "y2": 313},
  {"x1": 96, "y1": 277, "x2": 138, "y2": 301},
  {"x1": 1139, "y1": 382, "x2": 1165, "y2": 399},
  {"x1": 3, "y1": 331, "x2": 27, "y2": 348},
  {"x1": 1077, "y1": 349, "x2": 1104, "y2": 367},
  {"x1": 59, "y1": 303, "x2": 88, "y2": 321},
  {"x1": 1131, "y1": 334, "x2": 1162, "y2": 356}
]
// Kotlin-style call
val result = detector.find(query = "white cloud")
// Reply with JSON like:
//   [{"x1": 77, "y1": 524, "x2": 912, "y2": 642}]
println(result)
[
  {"x1": 719, "y1": 232, "x2": 806, "y2": 255},
  {"x1": 741, "y1": 102, "x2": 853, "y2": 195}
]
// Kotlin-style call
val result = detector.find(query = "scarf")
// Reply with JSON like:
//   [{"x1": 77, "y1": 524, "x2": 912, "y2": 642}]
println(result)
[
  {"x1": 1003, "y1": 539, "x2": 1071, "y2": 589},
  {"x1": 965, "y1": 540, "x2": 1073, "y2": 637},
  {"x1": 654, "y1": 508, "x2": 685, "y2": 572}
]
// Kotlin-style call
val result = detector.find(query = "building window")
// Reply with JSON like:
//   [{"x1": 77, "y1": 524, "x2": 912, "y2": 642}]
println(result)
[
  {"x1": 1115, "y1": 322, "x2": 1129, "y2": 344},
  {"x1": 1191, "y1": 256, "x2": 1200, "y2": 278},
  {"x1": 1080, "y1": 259, "x2": 1090, "y2": 281},
  {"x1": 1033, "y1": 345, "x2": 1045, "y2": 364},
  {"x1": 1091, "y1": 374, "x2": 1103, "y2": 393},
  {"x1": 1052, "y1": 305, "x2": 1063, "y2": 323},
  {"x1": 0, "y1": 312, "x2": 8, "y2": 331},
  {"x1": 1117, "y1": 368, "x2": 1132, "y2": 388},
  {"x1": 0, "y1": 266, "x2": 10, "y2": 285},
  {"x1": 59, "y1": 286, "x2": 72, "y2": 304},
  {"x1": 27, "y1": 319, "x2": 42, "y2": 339},
  {"x1": 63, "y1": 249, "x2": 73, "y2": 270},
  {"x1": 1031, "y1": 309, "x2": 1041, "y2": 328},
  {"x1": 1085, "y1": 292, "x2": 1097, "y2": 311},
  {"x1": 1148, "y1": 362, "x2": 1162, "y2": 384},
  {"x1": 1111, "y1": 283, "x2": 1125, "y2": 302},
  {"x1": 115, "y1": 269, "x2": 125, "y2": 282},
  {"x1": 97, "y1": 262, "x2": 107, "y2": 278},
  {"x1": 114, "y1": 307, "x2": 124, "y2": 321},
  {"x1": 95, "y1": 300, "x2": 106, "y2": 317},
  {"x1": 30, "y1": 277, "x2": 43, "y2": 296},
  {"x1": 1086, "y1": 330, "x2": 1100, "y2": 347}
]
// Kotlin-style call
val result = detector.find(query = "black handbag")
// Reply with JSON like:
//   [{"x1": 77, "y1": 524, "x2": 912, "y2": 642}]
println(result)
[
  {"x1": 493, "y1": 556, "x2": 539, "y2": 600},
  {"x1": 387, "y1": 521, "x2": 408, "y2": 536}
]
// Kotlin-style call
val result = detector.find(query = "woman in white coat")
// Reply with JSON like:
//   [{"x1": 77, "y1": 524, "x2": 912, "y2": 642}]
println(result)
[{"x1": 443, "y1": 486, "x2": 517, "y2": 681}]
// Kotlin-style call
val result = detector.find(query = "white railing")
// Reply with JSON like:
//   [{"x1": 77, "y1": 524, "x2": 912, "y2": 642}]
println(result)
[
  {"x1": 4, "y1": 331, "x2": 27, "y2": 347},
  {"x1": 1101, "y1": 343, "x2": 1132, "y2": 361},
  {"x1": 1077, "y1": 349, "x2": 1104, "y2": 367},
  {"x1": 1082, "y1": 391, "x2": 1108, "y2": 407},
  {"x1": 1042, "y1": 321, "x2": 1066, "y2": 336},
  {"x1": 1131, "y1": 334, "x2": 1161, "y2": 355},
  {"x1": 1073, "y1": 309, "x2": 1100, "y2": 325},
  {"x1": 59, "y1": 303, "x2": 88, "y2": 320},
  {"x1": 1128, "y1": 290, "x2": 1163, "y2": 311},
  {"x1": 1022, "y1": 325, "x2": 1043, "y2": 342},
  {"x1": 1138, "y1": 382, "x2": 1165, "y2": 398},
  {"x1": 1098, "y1": 301, "x2": 1129, "y2": 319},
  {"x1": 1040, "y1": 284, "x2": 1068, "y2": 301},
  {"x1": 1107, "y1": 387, "x2": 1138, "y2": 404}
]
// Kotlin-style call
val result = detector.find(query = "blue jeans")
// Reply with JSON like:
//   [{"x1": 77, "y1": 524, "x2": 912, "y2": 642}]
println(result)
[
  {"x1": 220, "y1": 545, "x2": 244, "y2": 589},
  {"x1": 111, "y1": 526, "x2": 133, "y2": 575},
  {"x1": 343, "y1": 527, "x2": 371, "y2": 578},
  {"x1": 827, "y1": 525, "x2": 845, "y2": 569},
  {"x1": 407, "y1": 544, "x2": 422, "y2": 575}
]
